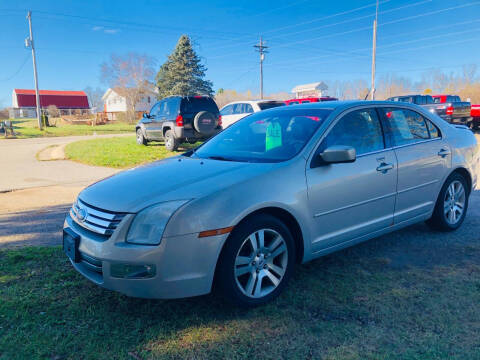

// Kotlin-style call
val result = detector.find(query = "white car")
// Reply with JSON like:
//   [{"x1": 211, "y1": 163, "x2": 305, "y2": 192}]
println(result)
[{"x1": 220, "y1": 100, "x2": 285, "y2": 128}]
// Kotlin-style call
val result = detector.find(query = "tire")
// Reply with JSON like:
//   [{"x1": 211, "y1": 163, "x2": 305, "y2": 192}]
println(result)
[
  {"x1": 136, "y1": 128, "x2": 147, "y2": 145},
  {"x1": 193, "y1": 111, "x2": 216, "y2": 135},
  {"x1": 426, "y1": 172, "x2": 469, "y2": 232},
  {"x1": 164, "y1": 130, "x2": 179, "y2": 151},
  {"x1": 216, "y1": 214, "x2": 296, "y2": 307}
]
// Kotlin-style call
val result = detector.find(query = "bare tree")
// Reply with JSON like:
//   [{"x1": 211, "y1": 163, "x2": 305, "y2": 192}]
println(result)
[
  {"x1": 0, "y1": 108, "x2": 9, "y2": 120},
  {"x1": 46, "y1": 105, "x2": 60, "y2": 117},
  {"x1": 84, "y1": 86, "x2": 105, "y2": 113},
  {"x1": 101, "y1": 53, "x2": 156, "y2": 122},
  {"x1": 462, "y1": 64, "x2": 477, "y2": 85}
]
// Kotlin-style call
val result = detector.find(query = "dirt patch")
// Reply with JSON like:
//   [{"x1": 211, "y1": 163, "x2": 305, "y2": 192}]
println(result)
[{"x1": 36, "y1": 144, "x2": 67, "y2": 161}]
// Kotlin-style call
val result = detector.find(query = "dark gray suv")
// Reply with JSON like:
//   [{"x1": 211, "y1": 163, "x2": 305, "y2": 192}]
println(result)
[{"x1": 136, "y1": 95, "x2": 222, "y2": 151}]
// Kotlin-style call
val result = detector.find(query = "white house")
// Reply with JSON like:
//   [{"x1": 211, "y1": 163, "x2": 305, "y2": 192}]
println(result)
[
  {"x1": 102, "y1": 88, "x2": 157, "y2": 115},
  {"x1": 291, "y1": 82, "x2": 328, "y2": 98}
]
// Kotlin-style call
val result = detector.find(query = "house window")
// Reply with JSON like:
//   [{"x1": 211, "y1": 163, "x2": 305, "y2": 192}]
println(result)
[{"x1": 148, "y1": 96, "x2": 151, "y2": 103}]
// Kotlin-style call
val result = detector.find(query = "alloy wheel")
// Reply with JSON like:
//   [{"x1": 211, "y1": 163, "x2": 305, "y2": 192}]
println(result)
[
  {"x1": 234, "y1": 229, "x2": 288, "y2": 298},
  {"x1": 444, "y1": 180, "x2": 466, "y2": 225}
]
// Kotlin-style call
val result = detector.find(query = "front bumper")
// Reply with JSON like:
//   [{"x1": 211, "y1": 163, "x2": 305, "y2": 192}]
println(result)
[
  {"x1": 64, "y1": 213, "x2": 228, "y2": 299},
  {"x1": 174, "y1": 126, "x2": 222, "y2": 140}
]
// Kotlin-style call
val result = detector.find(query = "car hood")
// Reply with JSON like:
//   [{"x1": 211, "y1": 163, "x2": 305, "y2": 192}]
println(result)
[{"x1": 79, "y1": 156, "x2": 272, "y2": 213}]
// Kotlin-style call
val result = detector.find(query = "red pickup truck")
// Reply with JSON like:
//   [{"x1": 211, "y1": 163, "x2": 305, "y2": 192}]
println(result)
[
  {"x1": 285, "y1": 96, "x2": 338, "y2": 105},
  {"x1": 471, "y1": 104, "x2": 480, "y2": 130},
  {"x1": 432, "y1": 95, "x2": 472, "y2": 127}
]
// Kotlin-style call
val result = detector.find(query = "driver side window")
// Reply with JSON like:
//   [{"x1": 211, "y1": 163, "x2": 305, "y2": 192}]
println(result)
[
  {"x1": 149, "y1": 101, "x2": 163, "y2": 118},
  {"x1": 322, "y1": 108, "x2": 384, "y2": 156}
]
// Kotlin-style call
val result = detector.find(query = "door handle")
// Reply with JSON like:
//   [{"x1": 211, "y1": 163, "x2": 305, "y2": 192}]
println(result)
[
  {"x1": 438, "y1": 148, "x2": 451, "y2": 158},
  {"x1": 376, "y1": 162, "x2": 394, "y2": 173}
]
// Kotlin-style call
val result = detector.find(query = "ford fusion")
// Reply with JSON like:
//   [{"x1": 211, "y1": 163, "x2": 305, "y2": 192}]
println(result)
[{"x1": 64, "y1": 101, "x2": 478, "y2": 306}]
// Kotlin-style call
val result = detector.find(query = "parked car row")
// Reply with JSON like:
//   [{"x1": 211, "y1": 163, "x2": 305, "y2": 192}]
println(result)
[
  {"x1": 137, "y1": 96, "x2": 341, "y2": 150},
  {"x1": 137, "y1": 93, "x2": 477, "y2": 151},
  {"x1": 387, "y1": 94, "x2": 473, "y2": 127}
]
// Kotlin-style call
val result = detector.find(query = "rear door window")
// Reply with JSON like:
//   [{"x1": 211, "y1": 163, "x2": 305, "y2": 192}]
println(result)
[
  {"x1": 232, "y1": 103, "x2": 245, "y2": 114},
  {"x1": 322, "y1": 108, "x2": 384, "y2": 156},
  {"x1": 244, "y1": 104, "x2": 254, "y2": 113},
  {"x1": 426, "y1": 120, "x2": 441, "y2": 138},
  {"x1": 379, "y1": 108, "x2": 431, "y2": 146},
  {"x1": 164, "y1": 97, "x2": 180, "y2": 120}
]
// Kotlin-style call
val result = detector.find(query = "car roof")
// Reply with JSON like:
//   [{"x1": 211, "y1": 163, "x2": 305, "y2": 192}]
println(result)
[
  {"x1": 221, "y1": 99, "x2": 283, "y2": 106},
  {"x1": 276, "y1": 100, "x2": 419, "y2": 111}
]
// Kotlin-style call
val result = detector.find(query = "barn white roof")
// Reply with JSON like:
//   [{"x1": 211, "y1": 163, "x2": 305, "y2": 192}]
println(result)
[{"x1": 291, "y1": 82, "x2": 328, "y2": 93}]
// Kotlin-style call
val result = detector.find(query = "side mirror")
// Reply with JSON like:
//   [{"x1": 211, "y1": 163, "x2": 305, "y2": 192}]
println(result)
[
  {"x1": 143, "y1": 112, "x2": 149, "y2": 119},
  {"x1": 319, "y1": 145, "x2": 356, "y2": 164}
]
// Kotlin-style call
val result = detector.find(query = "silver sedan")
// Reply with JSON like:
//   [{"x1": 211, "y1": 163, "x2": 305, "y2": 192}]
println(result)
[{"x1": 63, "y1": 101, "x2": 479, "y2": 306}]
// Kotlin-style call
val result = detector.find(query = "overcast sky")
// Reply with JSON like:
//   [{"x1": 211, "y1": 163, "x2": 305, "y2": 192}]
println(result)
[{"x1": 1, "y1": 0, "x2": 480, "y2": 107}]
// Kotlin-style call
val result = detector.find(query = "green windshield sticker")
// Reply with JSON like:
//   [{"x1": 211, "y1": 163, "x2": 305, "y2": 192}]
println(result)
[{"x1": 265, "y1": 122, "x2": 282, "y2": 151}]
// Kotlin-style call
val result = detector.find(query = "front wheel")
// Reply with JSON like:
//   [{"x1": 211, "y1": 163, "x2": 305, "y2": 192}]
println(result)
[
  {"x1": 136, "y1": 128, "x2": 147, "y2": 145},
  {"x1": 164, "y1": 130, "x2": 179, "y2": 151},
  {"x1": 426, "y1": 173, "x2": 469, "y2": 232},
  {"x1": 217, "y1": 214, "x2": 296, "y2": 307}
]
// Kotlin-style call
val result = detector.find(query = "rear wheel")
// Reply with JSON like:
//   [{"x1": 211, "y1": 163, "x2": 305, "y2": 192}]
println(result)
[
  {"x1": 164, "y1": 130, "x2": 179, "y2": 151},
  {"x1": 217, "y1": 214, "x2": 295, "y2": 307},
  {"x1": 426, "y1": 173, "x2": 469, "y2": 232},
  {"x1": 136, "y1": 128, "x2": 147, "y2": 145}
]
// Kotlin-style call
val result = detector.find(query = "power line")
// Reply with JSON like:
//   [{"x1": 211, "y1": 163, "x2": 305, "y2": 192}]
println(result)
[
  {"x1": 208, "y1": 0, "x2": 480, "y2": 60},
  {"x1": 266, "y1": 0, "x2": 432, "y2": 41},
  {"x1": 0, "y1": 55, "x2": 30, "y2": 82},
  {"x1": 204, "y1": 0, "x2": 392, "y2": 52}
]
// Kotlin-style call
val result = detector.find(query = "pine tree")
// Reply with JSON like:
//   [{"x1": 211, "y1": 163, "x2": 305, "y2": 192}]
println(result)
[{"x1": 156, "y1": 35, "x2": 213, "y2": 98}]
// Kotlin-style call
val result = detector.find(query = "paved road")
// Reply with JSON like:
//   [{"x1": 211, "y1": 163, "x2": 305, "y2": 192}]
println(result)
[{"x1": 0, "y1": 135, "x2": 121, "y2": 192}]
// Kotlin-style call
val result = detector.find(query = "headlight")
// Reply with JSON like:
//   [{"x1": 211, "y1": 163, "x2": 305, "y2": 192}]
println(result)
[{"x1": 126, "y1": 200, "x2": 188, "y2": 245}]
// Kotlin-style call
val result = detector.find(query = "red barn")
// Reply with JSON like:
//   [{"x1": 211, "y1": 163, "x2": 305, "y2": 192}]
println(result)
[{"x1": 11, "y1": 89, "x2": 90, "y2": 117}]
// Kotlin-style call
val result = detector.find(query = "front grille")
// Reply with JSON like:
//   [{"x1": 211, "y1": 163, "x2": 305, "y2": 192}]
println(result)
[
  {"x1": 80, "y1": 252, "x2": 103, "y2": 274},
  {"x1": 70, "y1": 199, "x2": 127, "y2": 236}
]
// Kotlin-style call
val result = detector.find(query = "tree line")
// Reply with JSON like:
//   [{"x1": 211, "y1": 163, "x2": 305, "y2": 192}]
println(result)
[{"x1": 95, "y1": 34, "x2": 480, "y2": 123}]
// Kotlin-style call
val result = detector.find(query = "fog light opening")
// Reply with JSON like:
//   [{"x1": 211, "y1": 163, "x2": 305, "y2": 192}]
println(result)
[{"x1": 110, "y1": 263, "x2": 156, "y2": 279}]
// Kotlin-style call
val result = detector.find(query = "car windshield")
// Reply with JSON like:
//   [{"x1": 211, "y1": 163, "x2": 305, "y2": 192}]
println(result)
[{"x1": 193, "y1": 108, "x2": 332, "y2": 163}]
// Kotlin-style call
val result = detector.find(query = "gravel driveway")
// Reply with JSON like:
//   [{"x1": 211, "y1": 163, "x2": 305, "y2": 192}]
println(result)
[{"x1": 0, "y1": 135, "x2": 122, "y2": 192}]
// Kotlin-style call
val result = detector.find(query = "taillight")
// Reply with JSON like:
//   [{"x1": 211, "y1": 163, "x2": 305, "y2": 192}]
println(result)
[
  {"x1": 446, "y1": 106, "x2": 454, "y2": 115},
  {"x1": 176, "y1": 114, "x2": 183, "y2": 127},
  {"x1": 218, "y1": 115, "x2": 222, "y2": 127}
]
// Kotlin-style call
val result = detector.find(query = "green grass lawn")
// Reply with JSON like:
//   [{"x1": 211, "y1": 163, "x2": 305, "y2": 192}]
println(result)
[
  {"x1": 1, "y1": 244, "x2": 480, "y2": 360},
  {"x1": 65, "y1": 136, "x2": 199, "y2": 168},
  {"x1": 2, "y1": 119, "x2": 134, "y2": 139}
]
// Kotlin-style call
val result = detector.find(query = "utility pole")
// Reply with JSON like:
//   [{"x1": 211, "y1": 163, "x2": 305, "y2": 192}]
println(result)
[
  {"x1": 26, "y1": 11, "x2": 42, "y2": 130},
  {"x1": 370, "y1": 0, "x2": 379, "y2": 100},
  {"x1": 254, "y1": 37, "x2": 268, "y2": 99}
]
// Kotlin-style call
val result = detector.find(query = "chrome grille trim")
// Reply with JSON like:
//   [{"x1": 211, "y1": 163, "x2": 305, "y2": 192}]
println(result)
[{"x1": 70, "y1": 199, "x2": 128, "y2": 236}]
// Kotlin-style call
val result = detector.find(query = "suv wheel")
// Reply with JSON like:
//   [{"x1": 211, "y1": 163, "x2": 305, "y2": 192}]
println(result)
[
  {"x1": 426, "y1": 172, "x2": 469, "y2": 232},
  {"x1": 217, "y1": 214, "x2": 295, "y2": 307},
  {"x1": 136, "y1": 128, "x2": 147, "y2": 145},
  {"x1": 164, "y1": 130, "x2": 179, "y2": 151}
]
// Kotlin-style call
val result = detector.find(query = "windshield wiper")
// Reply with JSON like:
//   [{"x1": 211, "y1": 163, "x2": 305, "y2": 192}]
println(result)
[{"x1": 207, "y1": 156, "x2": 235, "y2": 162}]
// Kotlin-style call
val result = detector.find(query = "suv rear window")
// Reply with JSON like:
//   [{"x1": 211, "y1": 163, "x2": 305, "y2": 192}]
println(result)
[
  {"x1": 258, "y1": 101, "x2": 286, "y2": 110},
  {"x1": 181, "y1": 97, "x2": 219, "y2": 114}
]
